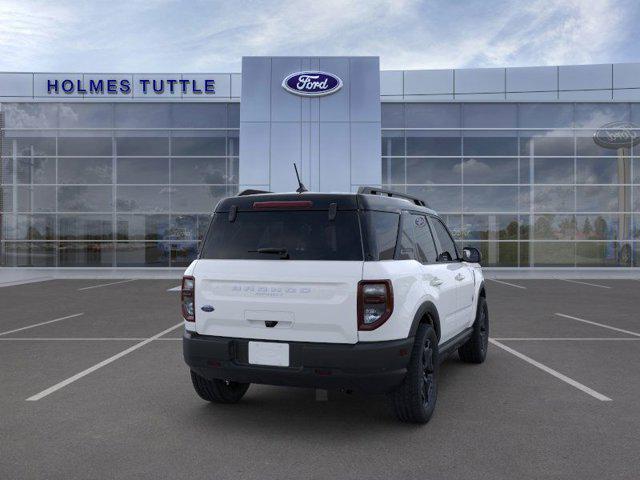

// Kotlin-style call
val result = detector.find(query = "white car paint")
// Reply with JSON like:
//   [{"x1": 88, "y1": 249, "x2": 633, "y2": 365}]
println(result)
[
  {"x1": 359, "y1": 259, "x2": 482, "y2": 343},
  {"x1": 192, "y1": 259, "x2": 363, "y2": 344},
  {"x1": 185, "y1": 256, "x2": 484, "y2": 346}
]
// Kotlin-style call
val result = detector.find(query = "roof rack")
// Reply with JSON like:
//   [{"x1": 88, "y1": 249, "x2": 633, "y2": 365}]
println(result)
[
  {"x1": 357, "y1": 186, "x2": 428, "y2": 208},
  {"x1": 237, "y1": 189, "x2": 272, "y2": 196}
]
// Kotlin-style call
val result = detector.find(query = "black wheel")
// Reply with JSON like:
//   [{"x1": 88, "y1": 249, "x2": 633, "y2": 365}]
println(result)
[
  {"x1": 388, "y1": 323, "x2": 438, "y2": 424},
  {"x1": 458, "y1": 296, "x2": 489, "y2": 364},
  {"x1": 190, "y1": 370, "x2": 250, "y2": 404}
]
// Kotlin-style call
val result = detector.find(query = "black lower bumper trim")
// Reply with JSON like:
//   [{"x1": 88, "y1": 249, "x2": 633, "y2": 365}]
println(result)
[{"x1": 183, "y1": 331, "x2": 414, "y2": 393}]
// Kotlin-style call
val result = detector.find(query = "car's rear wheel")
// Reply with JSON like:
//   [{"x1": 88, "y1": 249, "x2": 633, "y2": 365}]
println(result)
[
  {"x1": 458, "y1": 296, "x2": 489, "y2": 364},
  {"x1": 190, "y1": 370, "x2": 250, "y2": 403},
  {"x1": 388, "y1": 323, "x2": 438, "y2": 424}
]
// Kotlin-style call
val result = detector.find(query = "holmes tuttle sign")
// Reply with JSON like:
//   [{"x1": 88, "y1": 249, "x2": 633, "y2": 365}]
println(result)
[
  {"x1": 282, "y1": 71, "x2": 342, "y2": 97},
  {"x1": 46, "y1": 77, "x2": 216, "y2": 95}
]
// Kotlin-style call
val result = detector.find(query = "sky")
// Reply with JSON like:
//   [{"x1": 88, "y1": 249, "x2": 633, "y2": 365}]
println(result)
[{"x1": 0, "y1": 0, "x2": 638, "y2": 73}]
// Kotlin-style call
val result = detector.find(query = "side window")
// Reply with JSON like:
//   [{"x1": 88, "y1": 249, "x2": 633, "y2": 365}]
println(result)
[
  {"x1": 428, "y1": 217, "x2": 459, "y2": 262},
  {"x1": 413, "y1": 215, "x2": 438, "y2": 264},
  {"x1": 364, "y1": 211, "x2": 400, "y2": 261},
  {"x1": 397, "y1": 213, "x2": 415, "y2": 260}
]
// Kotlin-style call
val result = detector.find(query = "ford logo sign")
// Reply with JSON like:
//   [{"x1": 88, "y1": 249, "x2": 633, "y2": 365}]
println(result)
[
  {"x1": 282, "y1": 71, "x2": 343, "y2": 97},
  {"x1": 593, "y1": 121, "x2": 640, "y2": 149}
]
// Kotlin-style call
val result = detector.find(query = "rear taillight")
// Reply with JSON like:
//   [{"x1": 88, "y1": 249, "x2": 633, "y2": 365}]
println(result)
[
  {"x1": 181, "y1": 276, "x2": 195, "y2": 322},
  {"x1": 357, "y1": 280, "x2": 393, "y2": 330}
]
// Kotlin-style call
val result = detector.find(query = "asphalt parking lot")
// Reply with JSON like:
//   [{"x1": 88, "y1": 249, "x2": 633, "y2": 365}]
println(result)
[{"x1": 1, "y1": 278, "x2": 639, "y2": 479}]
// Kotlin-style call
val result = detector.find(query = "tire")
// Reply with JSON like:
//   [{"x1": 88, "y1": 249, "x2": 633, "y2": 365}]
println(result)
[
  {"x1": 190, "y1": 370, "x2": 250, "y2": 404},
  {"x1": 458, "y1": 296, "x2": 489, "y2": 364},
  {"x1": 388, "y1": 323, "x2": 438, "y2": 424}
]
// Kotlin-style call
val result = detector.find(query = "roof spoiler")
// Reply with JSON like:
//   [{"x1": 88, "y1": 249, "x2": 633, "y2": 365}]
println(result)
[
  {"x1": 237, "y1": 189, "x2": 272, "y2": 196},
  {"x1": 357, "y1": 186, "x2": 428, "y2": 208}
]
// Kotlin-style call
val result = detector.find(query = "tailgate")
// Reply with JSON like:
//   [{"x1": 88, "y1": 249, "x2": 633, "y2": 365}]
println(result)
[{"x1": 193, "y1": 259, "x2": 363, "y2": 343}]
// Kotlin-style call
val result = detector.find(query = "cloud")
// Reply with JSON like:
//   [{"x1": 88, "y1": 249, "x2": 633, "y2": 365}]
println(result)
[
  {"x1": 0, "y1": 0, "x2": 637, "y2": 72},
  {"x1": 376, "y1": 0, "x2": 636, "y2": 69},
  {"x1": 0, "y1": 1, "x2": 75, "y2": 68},
  {"x1": 463, "y1": 0, "x2": 628, "y2": 67}
]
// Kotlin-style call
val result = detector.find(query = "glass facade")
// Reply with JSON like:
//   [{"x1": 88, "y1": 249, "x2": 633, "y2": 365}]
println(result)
[
  {"x1": 1, "y1": 100, "x2": 638, "y2": 268},
  {"x1": 382, "y1": 103, "x2": 640, "y2": 267},
  {"x1": 0, "y1": 102, "x2": 239, "y2": 267}
]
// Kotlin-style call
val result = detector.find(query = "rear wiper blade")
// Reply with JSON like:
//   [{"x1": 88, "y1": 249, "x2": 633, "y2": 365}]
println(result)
[{"x1": 248, "y1": 247, "x2": 290, "y2": 259}]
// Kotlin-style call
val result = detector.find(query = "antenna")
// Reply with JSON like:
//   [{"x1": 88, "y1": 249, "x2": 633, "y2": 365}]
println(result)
[{"x1": 293, "y1": 163, "x2": 308, "y2": 193}]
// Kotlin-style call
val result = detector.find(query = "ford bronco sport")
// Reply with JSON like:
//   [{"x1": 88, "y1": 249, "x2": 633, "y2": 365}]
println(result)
[{"x1": 182, "y1": 187, "x2": 488, "y2": 423}]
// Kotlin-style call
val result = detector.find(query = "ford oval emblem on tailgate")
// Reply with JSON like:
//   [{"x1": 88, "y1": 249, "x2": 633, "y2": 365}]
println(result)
[{"x1": 201, "y1": 305, "x2": 215, "y2": 312}]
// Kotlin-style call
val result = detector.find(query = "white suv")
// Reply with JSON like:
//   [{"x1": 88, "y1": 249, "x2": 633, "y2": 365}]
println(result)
[{"x1": 182, "y1": 187, "x2": 488, "y2": 423}]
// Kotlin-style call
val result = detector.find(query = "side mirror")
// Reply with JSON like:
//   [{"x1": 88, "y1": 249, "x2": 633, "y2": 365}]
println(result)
[
  {"x1": 436, "y1": 251, "x2": 452, "y2": 262},
  {"x1": 462, "y1": 247, "x2": 482, "y2": 264}
]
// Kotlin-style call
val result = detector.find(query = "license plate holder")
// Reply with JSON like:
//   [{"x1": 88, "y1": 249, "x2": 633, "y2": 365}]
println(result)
[{"x1": 248, "y1": 341, "x2": 290, "y2": 367}]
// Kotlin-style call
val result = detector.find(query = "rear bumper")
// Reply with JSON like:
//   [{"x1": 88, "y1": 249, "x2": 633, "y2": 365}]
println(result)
[{"x1": 183, "y1": 331, "x2": 414, "y2": 393}]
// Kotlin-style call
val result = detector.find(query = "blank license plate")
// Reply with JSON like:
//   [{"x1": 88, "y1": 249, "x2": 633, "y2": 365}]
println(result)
[{"x1": 248, "y1": 341, "x2": 289, "y2": 367}]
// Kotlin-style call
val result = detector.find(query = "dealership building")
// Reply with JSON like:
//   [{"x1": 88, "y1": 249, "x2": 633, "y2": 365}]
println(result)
[{"x1": 1, "y1": 56, "x2": 639, "y2": 270}]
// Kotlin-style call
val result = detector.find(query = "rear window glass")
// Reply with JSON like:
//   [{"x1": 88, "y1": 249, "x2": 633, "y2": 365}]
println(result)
[
  {"x1": 362, "y1": 211, "x2": 400, "y2": 261},
  {"x1": 200, "y1": 210, "x2": 363, "y2": 261}
]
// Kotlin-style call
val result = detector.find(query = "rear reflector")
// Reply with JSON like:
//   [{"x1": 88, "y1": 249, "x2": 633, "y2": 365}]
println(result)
[{"x1": 253, "y1": 200, "x2": 313, "y2": 209}]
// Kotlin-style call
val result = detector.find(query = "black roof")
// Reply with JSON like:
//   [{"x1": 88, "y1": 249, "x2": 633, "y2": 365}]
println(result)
[{"x1": 215, "y1": 191, "x2": 437, "y2": 215}]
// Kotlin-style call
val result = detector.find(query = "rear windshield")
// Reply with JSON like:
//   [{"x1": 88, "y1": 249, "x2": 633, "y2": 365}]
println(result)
[{"x1": 200, "y1": 210, "x2": 364, "y2": 261}]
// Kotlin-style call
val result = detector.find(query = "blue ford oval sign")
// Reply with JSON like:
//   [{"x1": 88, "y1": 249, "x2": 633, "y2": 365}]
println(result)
[{"x1": 282, "y1": 71, "x2": 343, "y2": 97}]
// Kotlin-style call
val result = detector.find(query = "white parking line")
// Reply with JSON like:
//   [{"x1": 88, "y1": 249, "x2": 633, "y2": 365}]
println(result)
[
  {"x1": 0, "y1": 313, "x2": 84, "y2": 337},
  {"x1": 487, "y1": 279, "x2": 527, "y2": 290},
  {"x1": 489, "y1": 338, "x2": 612, "y2": 402},
  {"x1": 0, "y1": 337, "x2": 147, "y2": 341},
  {"x1": 167, "y1": 286, "x2": 181, "y2": 292},
  {"x1": 555, "y1": 313, "x2": 640, "y2": 337},
  {"x1": 8, "y1": 336, "x2": 635, "y2": 342},
  {"x1": 0, "y1": 337, "x2": 181, "y2": 341},
  {"x1": 558, "y1": 279, "x2": 611, "y2": 289},
  {"x1": 26, "y1": 322, "x2": 183, "y2": 401},
  {"x1": 493, "y1": 337, "x2": 640, "y2": 341},
  {"x1": 78, "y1": 279, "x2": 137, "y2": 291},
  {"x1": 0, "y1": 277, "x2": 53, "y2": 288}
]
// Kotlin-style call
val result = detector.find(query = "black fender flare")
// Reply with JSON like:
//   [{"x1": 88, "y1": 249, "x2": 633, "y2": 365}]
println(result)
[
  {"x1": 408, "y1": 301, "x2": 442, "y2": 342},
  {"x1": 470, "y1": 280, "x2": 487, "y2": 321},
  {"x1": 478, "y1": 280, "x2": 487, "y2": 299}
]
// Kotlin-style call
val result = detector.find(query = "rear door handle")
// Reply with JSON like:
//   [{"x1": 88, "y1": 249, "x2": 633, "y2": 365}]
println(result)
[
  {"x1": 430, "y1": 278, "x2": 443, "y2": 287},
  {"x1": 455, "y1": 273, "x2": 465, "y2": 281}
]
